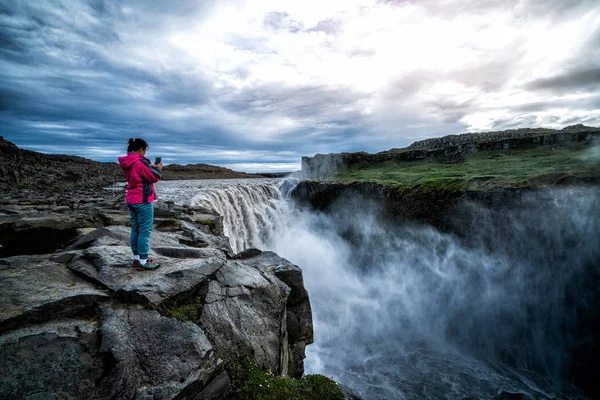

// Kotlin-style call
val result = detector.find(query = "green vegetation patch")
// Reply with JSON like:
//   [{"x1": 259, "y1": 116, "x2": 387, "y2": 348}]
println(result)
[
  {"x1": 165, "y1": 295, "x2": 203, "y2": 323},
  {"x1": 334, "y1": 143, "x2": 600, "y2": 190},
  {"x1": 195, "y1": 218, "x2": 216, "y2": 227},
  {"x1": 155, "y1": 217, "x2": 184, "y2": 230},
  {"x1": 229, "y1": 362, "x2": 345, "y2": 400}
]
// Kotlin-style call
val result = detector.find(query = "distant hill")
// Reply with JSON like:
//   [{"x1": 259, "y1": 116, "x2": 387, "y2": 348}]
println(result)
[
  {"x1": 0, "y1": 137, "x2": 123, "y2": 192},
  {"x1": 0, "y1": 137, "x2": 272, "y2": 193},
  {"x1": 162, "y1": 163, "x2": 266, "y2": 180}
]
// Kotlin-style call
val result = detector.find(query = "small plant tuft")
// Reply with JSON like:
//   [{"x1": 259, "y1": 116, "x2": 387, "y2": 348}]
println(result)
[
  {"x1": 155, "y1": 218, "x2": 184, "y2": 230},
  {"x1": 195, "y1": 218, "x2": 216, "y2": 227},
  {"x1": 228, "y1": 362, "x2": 345, "y2": 400}
]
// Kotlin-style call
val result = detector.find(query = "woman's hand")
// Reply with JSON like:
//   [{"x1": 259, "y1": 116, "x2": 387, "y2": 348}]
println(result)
[{"x1": 153, "y1": 162, "x2": 163, "y2": 170}]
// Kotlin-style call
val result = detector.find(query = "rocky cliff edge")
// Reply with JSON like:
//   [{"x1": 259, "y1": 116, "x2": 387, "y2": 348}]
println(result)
[{"x1": 0, "y1": 192, "x2": 314, "y2": 399}]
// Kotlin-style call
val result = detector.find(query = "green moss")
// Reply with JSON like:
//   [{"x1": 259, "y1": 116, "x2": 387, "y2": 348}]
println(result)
[
  {"x1": 166, "y1": 296, "x2": 203, "y2": 323},
  {"x1": 334, "y1": 143, "x2": 600, "y2": 190},
  {"x1": 155, "y1": 218, "x2": 184, "y2": 230},
  {"x1": 169, "y1": 217, "x2": 183, "y2": 226},
  {"x1": 229, "y1": 362, "x2": 345, "y2": 400},
  {"x1": 195, "y1": 219, "x2": 216, "y2": 227}
]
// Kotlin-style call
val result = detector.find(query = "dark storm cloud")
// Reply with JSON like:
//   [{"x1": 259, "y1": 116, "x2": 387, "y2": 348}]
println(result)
[
  {"x1": 0, "y1": 0, "x2": 254, "y2": 163},
  {"x1": 525, "y1": 20, "x2": 600, "y2": 94},
  {"x1": 503, "y1": 93, "x2": 600, "y2": 114},
  {"x1": 214, "y1": 81, "x2": 386, "y2": 154},
  {"x1": 526, "y1": 66, "x2": 600, "y2": 93}
]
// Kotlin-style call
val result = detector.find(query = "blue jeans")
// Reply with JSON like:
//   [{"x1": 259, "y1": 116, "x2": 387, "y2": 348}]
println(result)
[{"x1": 128, "y1": 203, "x2": 154, "y2": 259}]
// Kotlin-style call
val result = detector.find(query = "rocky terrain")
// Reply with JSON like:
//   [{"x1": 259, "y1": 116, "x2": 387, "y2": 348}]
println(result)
[
  {"x1": 0, "y1": 137, "x2": 124, "y2": 192},
  {"x1": 0, "y1": 188, "x2": 321, "y2": 399}
]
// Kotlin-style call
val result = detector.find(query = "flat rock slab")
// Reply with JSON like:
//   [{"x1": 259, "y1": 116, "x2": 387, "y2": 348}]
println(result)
[
  {"x1": 0, "y1": 318, "x2": 103, "y2": 400},
  {"x1": 67, "y1": 246, "x2": 225, "y2": 305},
  {"x1": 100, "y1": 307, "x2": 226, "y2": 399},
  {"x1": 69, "y1": 225, "x2": 185, "y2": 250},
  {"x1": 0, "y1": 255, "x2": 109, "y2": 333},
  {"x1": 62, "y1": 226, "x2": 227, "y2": 304},
  {"x1": 0, "y1": 213, "x2": 94, "y2": 231}
]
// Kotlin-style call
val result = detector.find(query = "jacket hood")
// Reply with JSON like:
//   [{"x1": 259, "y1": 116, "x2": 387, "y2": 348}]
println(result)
[{"x1": 118, "y1": 153, "x2": 146, "y2": 170}]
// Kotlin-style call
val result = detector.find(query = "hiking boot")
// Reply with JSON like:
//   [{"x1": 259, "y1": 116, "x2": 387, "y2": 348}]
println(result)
[
  {"x1": 137, "y1": 259, "x2": 160, "y2": 271},
  {"x1": 132, "y1": 259, "x2": 140, "y2": 268}
]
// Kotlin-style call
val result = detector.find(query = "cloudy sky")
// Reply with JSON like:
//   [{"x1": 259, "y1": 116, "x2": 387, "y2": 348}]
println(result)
[{"x1": 1, "y1": 0, "x2": 599, "y2": 171}]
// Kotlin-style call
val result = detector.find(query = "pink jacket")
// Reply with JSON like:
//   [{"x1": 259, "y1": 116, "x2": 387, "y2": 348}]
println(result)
[{"x1": 118, "y1": 153, "x2": 162, "y2": 204}]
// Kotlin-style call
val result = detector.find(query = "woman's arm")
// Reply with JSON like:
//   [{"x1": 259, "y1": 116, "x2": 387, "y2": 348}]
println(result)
[{"x1": 138, "y1": 159, "x2": 163, "y2": 183}]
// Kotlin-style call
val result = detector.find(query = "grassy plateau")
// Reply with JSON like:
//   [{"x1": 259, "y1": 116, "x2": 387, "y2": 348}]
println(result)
[{"x1": 334, "y1": 142, "x2": 600, "y2": 190}]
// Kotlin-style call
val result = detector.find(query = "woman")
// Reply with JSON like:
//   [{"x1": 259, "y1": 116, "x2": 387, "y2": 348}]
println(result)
[{"x1": 118, "y1": 138, "x2": 163, "y2": 270}]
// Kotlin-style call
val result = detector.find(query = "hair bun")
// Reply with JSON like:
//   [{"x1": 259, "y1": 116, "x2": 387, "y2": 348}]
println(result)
[{"x1": 128, "y1": 138, "x2": 135, "y2": 144}]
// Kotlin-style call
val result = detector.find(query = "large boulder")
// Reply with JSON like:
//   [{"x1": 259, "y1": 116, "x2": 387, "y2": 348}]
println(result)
[
  {"x1": 0, "y1": 319, "x2": 105, "y2": 400},
  {"x1": 0, "y1": 310, "x2": 230, "y2": 400},
  {"x1": 199, "y1": 260, "x2": 290, "y2": 376},
  {"x1": 0, "y1": 255, "x2": 109, "y2": 333},
  {"x1": 99, "y1": 307, "x2": 227, "y2": 399},
  {"x1": 238, "y1": 250, "x2": 314, "y2": 377}
]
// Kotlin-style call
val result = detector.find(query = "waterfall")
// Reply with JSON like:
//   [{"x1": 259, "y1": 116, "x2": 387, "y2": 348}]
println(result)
[
  {"x1": 187, "y1": 180, "x2": 287, "y2": 253},
  {"x1": 158, "y1": 179, "x2": 599, "y2": 399}
]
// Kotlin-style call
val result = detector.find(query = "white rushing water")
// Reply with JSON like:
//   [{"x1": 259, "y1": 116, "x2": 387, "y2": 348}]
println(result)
[{"x1": 157, "y1": 178, "x2": 599, "y2": 399}]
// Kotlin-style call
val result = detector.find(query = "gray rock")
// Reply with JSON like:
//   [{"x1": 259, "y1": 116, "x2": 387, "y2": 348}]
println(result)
[
  {"x1": 0, "y1": 213, "x2": 94, "y2": 257},
  {"x1": 0, "y1": 255, "x2": 109, "y2": 333},
  {"x1": 97, "y1": 209, "x2": 131, "y2": 226},
  {"x1": 193, "y1": 371, "x2": 231, "y2": 400},
  {"x1": 153, "y1": 247, "x2": 215, "y2": 259},
  {"x1": 0, "y1": 212, "x2": 94, "y2": 231},
  {"x1": 199, "y1": 260, "x2": 290, "y2": 375},
  {"x1": 67, "y1": 248, "x2": 225, "y2": 304},
  {"x1": 240, "y1": 251, "x2": 314, "y2": 377},
  {"x1": 69, "y1": 225, "x2": 184, "y2": 251},
  {"x1": 178, "y1": 228, "x2": 232, "y2": 254},
  {"x1": 0, "y1": 319, "x2": 104, "y2": 400},
  {"x1": 99, "y1": 307, "x2": 227, "y2": 400}
]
